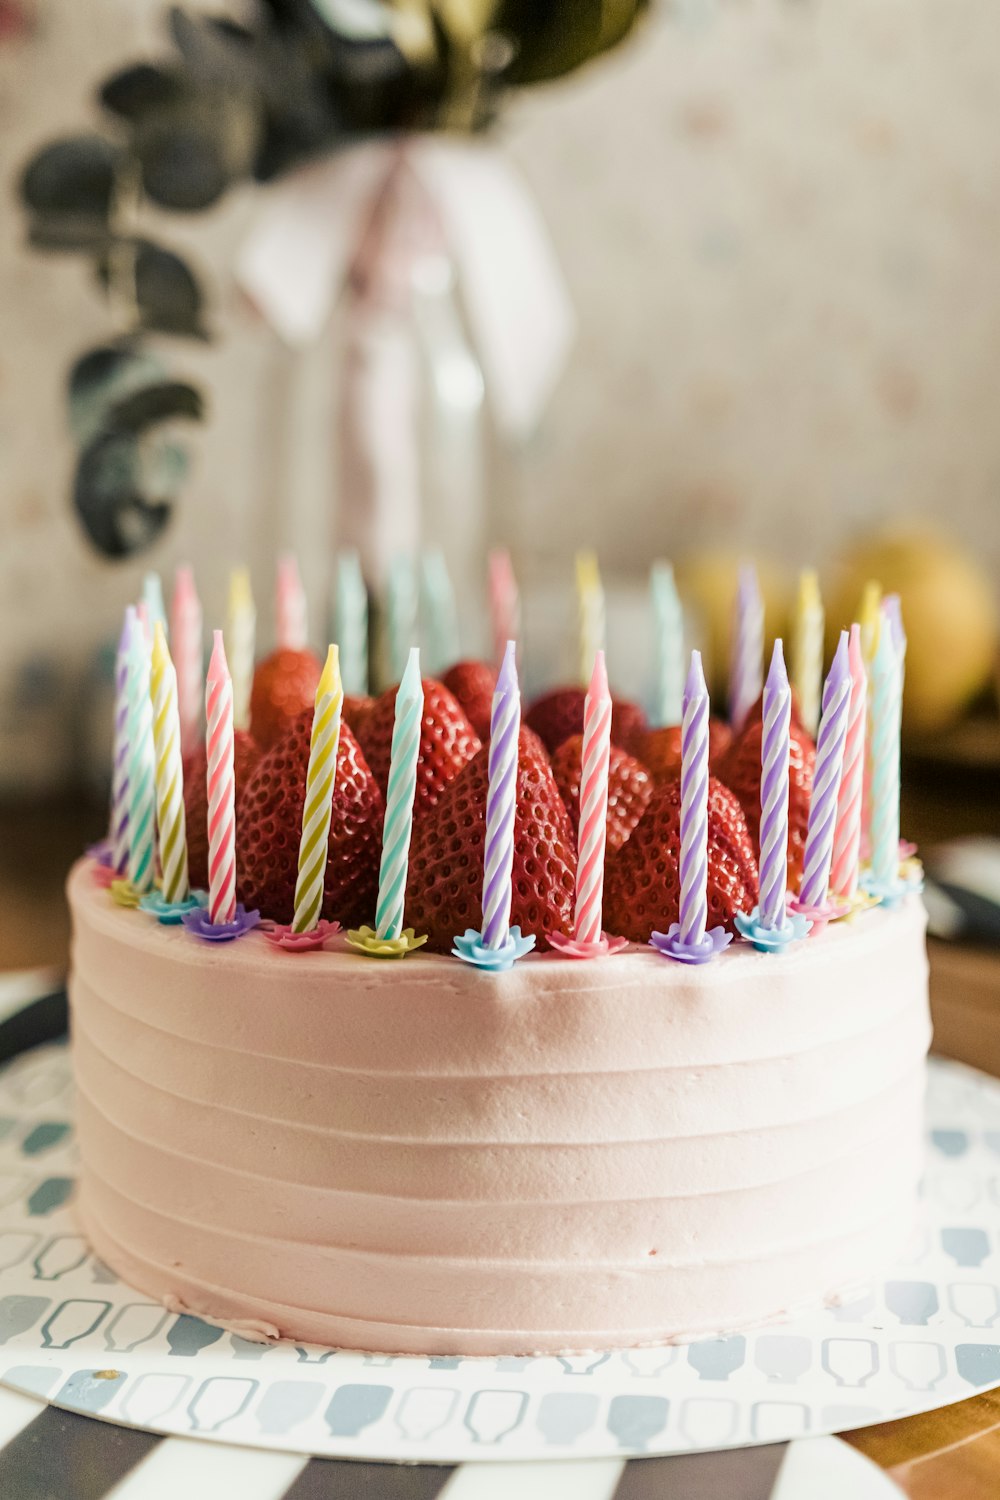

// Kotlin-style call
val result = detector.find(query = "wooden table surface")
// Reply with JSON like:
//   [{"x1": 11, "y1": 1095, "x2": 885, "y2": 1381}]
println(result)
[{"x1": 3, "y1": 785, "x2": 1000, "y2": 1499}]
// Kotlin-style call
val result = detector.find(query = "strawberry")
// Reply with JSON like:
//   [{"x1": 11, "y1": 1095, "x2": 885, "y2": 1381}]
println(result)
[
  {"x1": 405, "y1": 728, "x2": 577, "y2": 952},
  {"x1": 250, "y1": 648, "x2": 323, "y2": 751},
  {"x1": 236, "y1": 711, "x2": 383, "y2": 925},
  {"x1": 628, "y1": 725, "x2": 682, "y2": 784},
  {"x1": 183, "y1": 730, "x2": 260, "y2": 890},
  {"x1": 442, "y1": 660, "x2": 497, "y2": 741},
  {"x1": 356, "y1": 678, "x2": 481, "y2": 823},
  {"x1": 604, "y1": 777, "x2": 758, "y2": 942},
  {"x1": 343, "y1": 693, "x2": 375, "y2": 741},
  {"x1": 715, "y1": 715, "x2": 815, "y2": 888},
  {"x1": 526, "y1": 686, "x2": 647, "y2": 754},
  {"x1": 708, "y1": 717, "x2": 733, "y2": 767},
  {"x1": 551, "y1": 734, "x2": 653, "y2": 854}
]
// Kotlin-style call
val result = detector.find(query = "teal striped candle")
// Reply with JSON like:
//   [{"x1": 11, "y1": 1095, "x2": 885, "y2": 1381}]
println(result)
[
  {"x1": 126, "y1": 627, "x2": 156, "y2": 893},
  {"x1": 375, "y1": 648, "x2": 424, "y2": 940},
  {"x1": 332, "y1": 550, "x2": 369, "y2": 696},
  {"x1": 650, "y1": 559, "x2": 684, "y2": 728},
  {"x1": 420, "y1": 549, "x2": 460, "y2": 676}
]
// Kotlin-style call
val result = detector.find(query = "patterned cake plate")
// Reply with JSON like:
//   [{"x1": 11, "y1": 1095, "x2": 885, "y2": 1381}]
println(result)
[{"x1": 0, "y1": 1043, "x2": 997, "y2": 1464}]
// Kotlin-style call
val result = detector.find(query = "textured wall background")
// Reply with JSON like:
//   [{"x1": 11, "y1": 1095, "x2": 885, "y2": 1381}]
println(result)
[{"x1": 2, "y1": 0, "x2": 1000, "y2": 782}]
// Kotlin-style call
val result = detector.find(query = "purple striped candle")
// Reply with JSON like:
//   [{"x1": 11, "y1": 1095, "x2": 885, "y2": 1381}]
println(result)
[
  {"x1": 759, "y1": 640, "x2": 791, "y2": 929},
  {"x1": 799, "y1": 632, "x2": 851, "y2": 909},
  {"x1": 729, "y1": 564, "x2": 764, "y2": 733},
  {"x1": 830, "y1": 624, "x2": 867, "y2": 900},
  {"x1": 678, "y1": 650, "x2": 710, "y2": 945},
  {"x1": 482, "y1": 640, "x2": 520, "y2": 950},
  {"x1": 110, "y1": 606, "x2": 136, "y2": 875}
]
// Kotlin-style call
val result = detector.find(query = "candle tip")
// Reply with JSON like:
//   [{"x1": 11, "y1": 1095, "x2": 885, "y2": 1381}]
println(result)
[
  {"x1": 588, "y1": 649, "x2": 609, "y2": 699},
  {"x1": 228, "y1": 567, "x2": 254, "y2": 613},
  {"x1": 208, "y1": 628, "x2": 229, "y2": 679},
  {"x1": 685, "y1": 649, "x2": 707, "y2": 700},
  {"x1": 497, "y1": 639, "x2": 519, "y2": 695},
  {"x1": 118, "y1": 605, "x2": 136, "y2": 656},
  {"x1": 400, "y1": 645, "x2": 422, "y2": 696},
  {"x1": 151, "y1": 619, "x2": 169, "y2": 663},
  {"x1": 738, "y1": 561, "x2": 761, "y2": 604},
  {"x1": 798, "y1": 568, "x2": 821, "y2": 609},
  {"x1": 767, "y1": 637, "x2": 788, "y2": 689},
  {"x1": 319, "y1": 642, "x2": 341, "y2": 695}
]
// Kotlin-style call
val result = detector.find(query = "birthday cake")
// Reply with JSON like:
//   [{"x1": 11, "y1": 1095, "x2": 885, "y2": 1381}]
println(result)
[{"x1": 67, "y1": 558, "x2": 931, "y2": 1355}]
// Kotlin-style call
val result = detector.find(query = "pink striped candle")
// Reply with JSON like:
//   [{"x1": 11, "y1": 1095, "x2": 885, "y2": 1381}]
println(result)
[
  {"x1": 205, "y1": 630, "x2": 236, "y2": 925},
  {"x1": 574, "y1": 651, "x2": 612, "y2": 945},
  {"x1": 830, "y1": 624, "x2": 866, "y2": 899},
  {"x1": 277, "y1": 553, "x2": 308, "y2": 651},
  {"x1": 488, "y1": 549, "x2": 520, "y2": 669},
  {"x1": 798, "y1": 632, "x2": 851, "y2": 910},
  {"x1": 170, "y1": 565, "x2": 203, "y2": 761}
]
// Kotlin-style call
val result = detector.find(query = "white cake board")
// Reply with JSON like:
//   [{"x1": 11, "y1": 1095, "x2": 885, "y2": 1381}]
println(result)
[{"x1": 0, "y1": 1044, "x2": 997, "y2": 1462}]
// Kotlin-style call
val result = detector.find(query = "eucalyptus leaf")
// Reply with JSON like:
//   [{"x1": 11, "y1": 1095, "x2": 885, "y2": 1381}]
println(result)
[
  {"x1": 134, "y1": 89, "x2": 261, "y2": 211},
  {"x1": 494, "y1": 0, "x2": 646, "y2": 84},
  {"x1": 103, "y1": 379, "x2": 205, "y2": 436},
  {"x1": 96, "y1": 239, "x2": 208, "y2": 339},
  {"x1": 74, "y1": 429, "x2": 177, "y2": 558},
  {"x1": 27, "y1": 216, "x2": 112, "y2": 254},
  {"x1": 100, "y1": 63, "x2": 186, "y2": 121},
  {"x1": 20, "y1": 134, "x2": 121, "y2": 220},
  {"x1": 67, "y1": 343, "x2": 166, "y2": 446}
]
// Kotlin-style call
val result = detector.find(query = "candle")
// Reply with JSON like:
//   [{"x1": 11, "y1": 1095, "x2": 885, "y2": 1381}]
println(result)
[
  {"x1": 882, "y1": 593, "x2": 906, "y2": 669},
  {"x1": 482, "y1": 640, "x2": 521, "y2": 950},
  {"x1": 226, "y1": 568, "x2": 256, "y2": 733},
  {"x1": 759, "y1": 640, "x2": 791, "y2": 929},
  {"x1": 729, "y1": 564, "x2": 764, "y2": 734},
  {"x1": 858, "y1": 579, "x2": 882, "y2": 674},
  {"x1": 830, "y1": 624, "x2": 866, "y2": 900},
  {"x1": 651, "y1": 651, "x2": 732, "y2": 963},
  {"x1": 125, "y1": 624, "x2": 156, "y2": 894},
  {"x1": 385, "y1": 554, "x2": 417, "y2": 685},
  {"x1": 798, "y1": 632, "x2": 851, "y2": 909},
  {"x1": 678, "y1": 650, "x2": 711, "y2": 944},
  {"x1": 488, "y1": 548, "x2": 520, "y2": 669},
  {"x1": 276, "y1": 553, "x2": 308, "y2": 651},
  {"x1": 576, "y1": 551, "x2": 605, "y2": 687},
  {"x1": 142, "y1": 572, "x2": 167, "y2": 639},
  {"x1": 573, "y1": 650, "x2": 613, "y2": 946},
  {"x1": 420, "y1": 550, "x2": 460, "y2": 676},
  {"x1": 170, "y1": 565, "x2": 203, "y2": 761},
  {"x1": 375, "y1": 648, "x2": 424, "y2": 940},
  {"x1": 868, "y1": 624, "x2": 903, "y2": 893},
  {"x1": 291, "y1": 645, "x2": 344, "y2": 934},
  {"x1": 206, "y1": 630, "x2": 237, "y2": 925},
  {"x1": 790, "y1": 569, "x2": 824, "y2": 738},
  {"x1": 332, "y1": 549, "x2": 369, "y2": 696},
  {"x1": 650, "y1": 560, "x2": 684, "y2": 728},
  {"x1": 150, "y1": 623, "x2": 190, "y2": 904},
  {"x1": 110, "y1": 606, "x2": 135, "y2": 876},
  {"x1": 135, "y1": 600, "x2": 152, "y2": 644}
]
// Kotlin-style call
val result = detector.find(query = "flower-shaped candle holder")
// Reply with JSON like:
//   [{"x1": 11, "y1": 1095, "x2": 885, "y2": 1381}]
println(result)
[
  {"x1": 547, "y1": 931, "x2": 628, "y2": 960},
  {"x1": 649, "y1": 924, "x2": 732, "y2": 965},
  {"x1": 139, "y1": 890, "x2": 207, "y2": 926},
  {"x1": 787, "y1": 894, "x2": 850, "y2": 936},
  {"x1": 260, "y1": 919, "x2": 341, "y2": 952},
  {"x1": 110, "y1": 879, "x2": 142, "y2": 909},
  {"x1": 182, "y1": 905, "x2": 261, "y2": 943},
  {"x1": 734, "y1": 905, "x2": 811, "y2": 953},
  {"x1": 346, "y1": 926, "x2": 428, "y2": 959},
  {"x1": 453, "y1": 927, "x2": 535, "y2": 972}
]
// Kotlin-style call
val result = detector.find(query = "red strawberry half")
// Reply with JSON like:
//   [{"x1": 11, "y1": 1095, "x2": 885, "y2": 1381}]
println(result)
[
  {"x1": 442, "y1": 660, "x2": 497, "y2": 741},
  {"x1": 604, "y1": 777, "x2": 759, "y2": 943},
  {"x1": 343, "y1": 693, "x2": 375, "y2": 741},
  {"x1": 356, "y1": 678, "x2": 481, "y2": 823},
  {"x1": 527, "y1": 686, "x2": 647, "y2": 755},
  {"x1": 628, "y1": 725, "x2": 682, "y2": 784},
  {"x1": 236, "y1": 711, "x2": 384, "y2": 925},
  {"x1": 405, "y1": 728, "x2": 577, "y2": 952},
  {"x1": 715, "y1": 716, "x2": 815, "y2": 888},
  {"x1": 551, "y1": 733, "x2": 653, "y2": 854},
  {"x1": 184, "y1": 730, "x2": 261, "y2": 891},
  {"x1": 250, "y1": 648, "x2": 323, "y2": 751}
]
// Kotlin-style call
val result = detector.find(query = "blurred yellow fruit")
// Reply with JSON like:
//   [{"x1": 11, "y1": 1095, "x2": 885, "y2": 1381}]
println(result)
[
  {"x1": 826, "y1": 530, "x2": 998, "y2": 735},
  {"x1": 675, "y1": 555, "x2": 790, "y2": 697}
]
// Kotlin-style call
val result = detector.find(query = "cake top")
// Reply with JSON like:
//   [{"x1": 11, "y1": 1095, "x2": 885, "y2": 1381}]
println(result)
[{"x1": 88, "y1": 551, "x2": 922, "y2": 972}]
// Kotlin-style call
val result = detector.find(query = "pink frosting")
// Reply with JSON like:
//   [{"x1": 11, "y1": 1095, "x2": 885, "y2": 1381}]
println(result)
[{"x1": 67, "y1": 860, "x2": 931, "y2": 1355}]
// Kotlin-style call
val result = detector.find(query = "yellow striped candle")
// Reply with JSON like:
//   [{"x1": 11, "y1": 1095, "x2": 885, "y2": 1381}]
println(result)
[
  {"x1": 226, "y1": 568, "x2": 256, "y2": 732},
  {"x1": 291, "y1": 645, "x2": 344, "y2": 934},
  {"x1": 150, "y1": 622, "x2": 190, "y2": 903},
  {"x1": 576, "y1": 551, "x2": 605, "y2": 687},
  {"x1": 790, "y1": 569, "x2": 824, "y2": 738}
]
